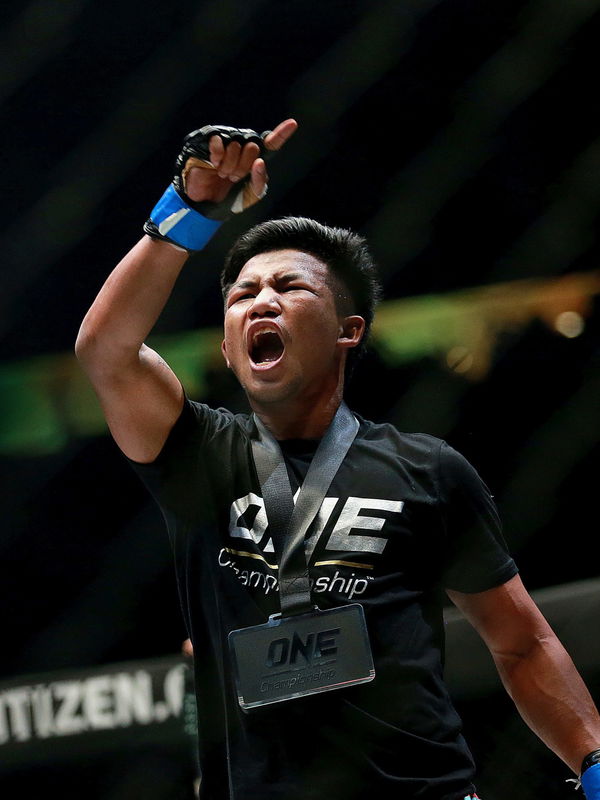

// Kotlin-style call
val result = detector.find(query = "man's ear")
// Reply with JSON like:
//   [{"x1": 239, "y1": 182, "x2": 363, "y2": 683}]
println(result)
[
  {"x1": 338, "y1": 315, "x2": 365, "y2": 349},
  {"x1": 221, "y1": 339, "x2": 231, "y2": 368}
]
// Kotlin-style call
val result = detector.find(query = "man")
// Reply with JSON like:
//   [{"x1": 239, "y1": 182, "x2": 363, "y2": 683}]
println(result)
[{"x1": 76, "y1": 120, "x2": 600, "y2": 800}]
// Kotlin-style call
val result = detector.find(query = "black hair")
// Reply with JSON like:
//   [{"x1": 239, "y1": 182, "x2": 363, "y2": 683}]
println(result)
[{"x1": 220, "y1": 216, "x2": 382, "y2": 378}]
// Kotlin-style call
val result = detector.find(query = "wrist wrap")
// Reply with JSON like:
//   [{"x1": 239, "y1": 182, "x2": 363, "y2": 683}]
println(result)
[{"x1": 144, "y1": 185, "x2": 222, "y2": 251}]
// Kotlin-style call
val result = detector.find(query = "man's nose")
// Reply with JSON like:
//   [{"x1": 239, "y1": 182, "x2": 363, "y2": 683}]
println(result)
[{"x1": 249, "y1": 288, "x2": 280, "y2": 318}]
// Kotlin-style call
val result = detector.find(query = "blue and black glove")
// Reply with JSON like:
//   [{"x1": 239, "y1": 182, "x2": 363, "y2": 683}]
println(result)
[
  {"x1": 143, "y1": 124, "x2": 270, "y2": 252},
  {"x1": 581, "y1": 750, "x2": 600, "y2": 799}
]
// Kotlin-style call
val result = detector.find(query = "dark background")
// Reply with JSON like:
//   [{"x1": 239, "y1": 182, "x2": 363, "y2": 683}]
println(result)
[{"x1": 1, "y1": 1, "x2": 599, "y2": 797}]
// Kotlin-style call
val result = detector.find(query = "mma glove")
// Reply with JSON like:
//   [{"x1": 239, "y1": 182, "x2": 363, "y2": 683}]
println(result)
[
  {"x1": 144, "y1": 124, "x2": 271, "y2": 252},
  {"x1": 581, "y1": 750, "x2": 600, "y2": 799}
]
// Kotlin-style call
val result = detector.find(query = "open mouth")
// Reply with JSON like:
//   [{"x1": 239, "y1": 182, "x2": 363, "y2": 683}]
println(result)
[{"x1": 249, "y1": 329, "x2": 285, "y2": 366}]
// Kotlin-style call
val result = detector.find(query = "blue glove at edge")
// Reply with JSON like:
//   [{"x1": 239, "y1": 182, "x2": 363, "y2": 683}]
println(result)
[{"x1": 582, "y1": 763, "x2": 600, "y2": 799}]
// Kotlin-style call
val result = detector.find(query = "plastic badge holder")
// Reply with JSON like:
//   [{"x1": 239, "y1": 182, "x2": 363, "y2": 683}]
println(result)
[{"x1": 229, "y1": 603, "x2": 375, "y2": 710}]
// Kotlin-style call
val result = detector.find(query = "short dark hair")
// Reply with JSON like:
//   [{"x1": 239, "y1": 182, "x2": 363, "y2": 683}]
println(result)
[{"x1": 221, "y1": 216, "x2": 382, "y2": 377}]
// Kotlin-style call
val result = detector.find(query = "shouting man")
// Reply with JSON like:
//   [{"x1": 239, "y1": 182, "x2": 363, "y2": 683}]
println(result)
[{"x1": 76, "y1": 120, "x2": 600, "y2": 800}]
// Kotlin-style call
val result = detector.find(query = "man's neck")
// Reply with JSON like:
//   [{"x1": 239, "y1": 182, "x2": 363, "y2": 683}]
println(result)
[{"x1": 251, "y1": 388, "x2": 343, "y2": 440}]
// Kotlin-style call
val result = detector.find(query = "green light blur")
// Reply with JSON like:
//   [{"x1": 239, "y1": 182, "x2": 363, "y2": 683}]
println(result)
[
  {"x1": 1, "y1": 273, "x2": 597, "y2": 456},
  {"x1": 0, "y1": 329, "x2": 223, "y2": 457}
]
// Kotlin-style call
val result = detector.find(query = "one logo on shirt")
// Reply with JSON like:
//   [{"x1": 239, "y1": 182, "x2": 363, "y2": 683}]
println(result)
[{"x1": 218, "y1": 493, "x2": 404, "y2": 598}]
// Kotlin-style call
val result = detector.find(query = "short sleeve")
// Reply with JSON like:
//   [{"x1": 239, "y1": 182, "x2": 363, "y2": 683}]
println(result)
[
  {"x1": 126, "y1": 397, "x2": 235, "y2": 517},
  {"x1": 127, "y1": 397, "x2": 204, "y2": 491},
  {"x1": 438, "y1": 442, "x2": 518, "y2": 593}
]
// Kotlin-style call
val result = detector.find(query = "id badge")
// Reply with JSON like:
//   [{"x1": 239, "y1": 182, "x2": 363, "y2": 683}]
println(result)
[{"x1": 228, "y1": 604, "x2": 375, "y2": 711}]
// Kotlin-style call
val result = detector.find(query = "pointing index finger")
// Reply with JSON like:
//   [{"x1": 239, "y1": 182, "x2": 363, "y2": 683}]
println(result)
[{"x1": 263, "y1": 118, "x2": 298, "y2": 152}]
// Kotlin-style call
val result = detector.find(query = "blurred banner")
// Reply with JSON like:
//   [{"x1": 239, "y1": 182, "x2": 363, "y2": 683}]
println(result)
[{"x1": 0, "y1": 655, "x2": 190, "y2": 767}]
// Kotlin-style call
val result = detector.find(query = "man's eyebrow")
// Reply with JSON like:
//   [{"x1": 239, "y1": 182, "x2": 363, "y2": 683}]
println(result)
[
  {"x1": 278, "y1": 272, "x2": 306, "y2": 282},
  {"x1": 231, "y1": 278, "x2": 258, "y2": 290}
]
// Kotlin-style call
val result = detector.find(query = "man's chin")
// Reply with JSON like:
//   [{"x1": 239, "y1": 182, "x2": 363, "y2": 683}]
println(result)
[{"x1": 241, "y1": 374, "x2": 301, "y2": 408}]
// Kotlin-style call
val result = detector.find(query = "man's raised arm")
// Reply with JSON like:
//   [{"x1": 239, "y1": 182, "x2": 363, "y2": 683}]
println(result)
[{"x1": 75, "y1": 119, "x2": 297, "y2": 463}]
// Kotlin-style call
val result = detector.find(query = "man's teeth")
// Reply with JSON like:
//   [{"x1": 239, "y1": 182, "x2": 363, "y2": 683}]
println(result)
[{"x1": 253, "y1": 330, "x2": 276, "y2": 344}]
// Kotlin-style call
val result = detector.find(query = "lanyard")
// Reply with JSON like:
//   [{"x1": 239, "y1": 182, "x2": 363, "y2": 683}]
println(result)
[{"x1": 251, "y1": 403, "x2": 359, "y2": 617}]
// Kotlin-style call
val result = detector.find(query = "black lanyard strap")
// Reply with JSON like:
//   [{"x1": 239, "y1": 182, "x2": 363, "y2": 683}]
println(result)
[{"x1": 251, "y1": 403, "x2": 359, "y2": 617}]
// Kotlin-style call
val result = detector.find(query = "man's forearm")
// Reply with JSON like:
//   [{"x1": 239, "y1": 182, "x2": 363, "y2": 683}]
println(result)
[
  {"x1": 76, "y1": 236, "x2": 189, "y2": 371},
  {"x1": 494, "y1": 632, "x2": 600, "y2": 775}
]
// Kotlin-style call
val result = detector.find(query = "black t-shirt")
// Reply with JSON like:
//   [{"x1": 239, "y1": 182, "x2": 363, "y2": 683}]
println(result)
[{"x1": 129, "y1": 399, "x2": 518, "y2": 800}]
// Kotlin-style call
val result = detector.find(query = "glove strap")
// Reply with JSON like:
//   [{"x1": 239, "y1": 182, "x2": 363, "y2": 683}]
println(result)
[
  {"x1": 583, "y1": 752, "x2": 600, "y2": 774},
  {"x1": 582, "y1": 763, "x2": 600, "y2": 799},
  {"x1": 146, "y1": 184, "x2": 222, "y2": 251}
]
